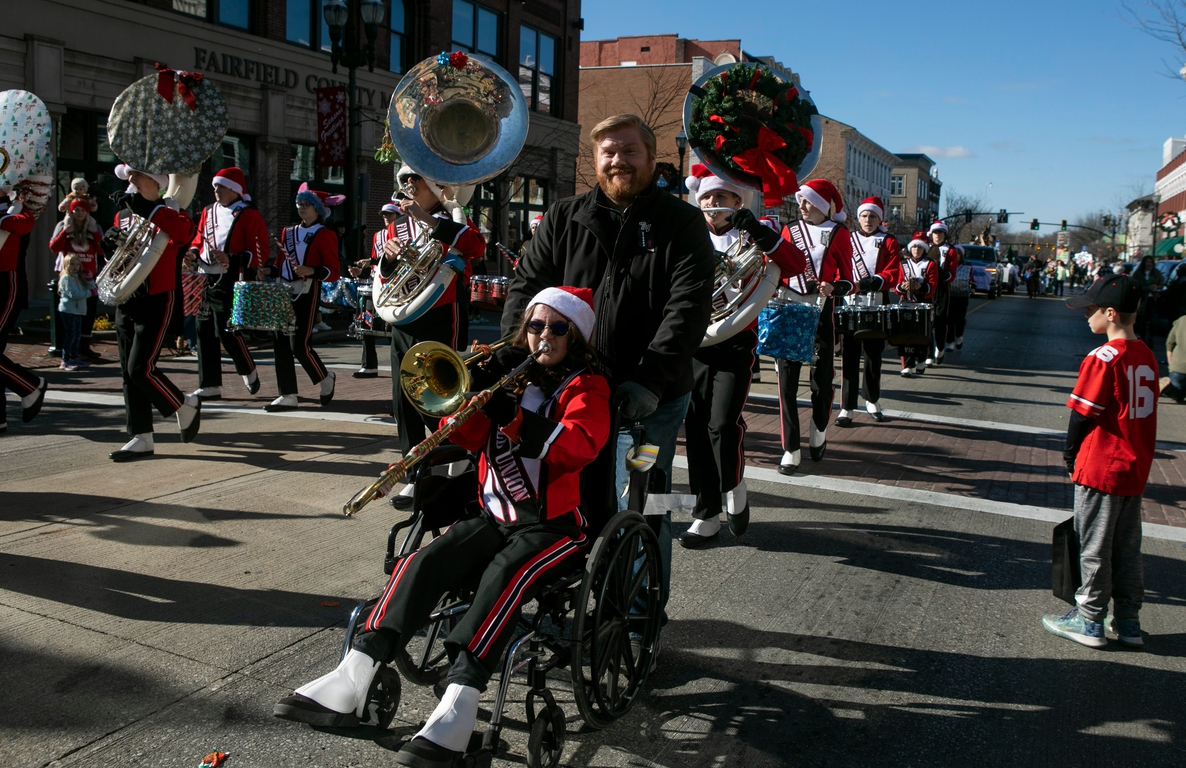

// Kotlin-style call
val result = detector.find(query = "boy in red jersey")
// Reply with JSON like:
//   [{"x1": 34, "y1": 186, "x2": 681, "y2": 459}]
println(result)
[{"x1": 1043, "y1": 275, "x2": 1158, "y2": 648}]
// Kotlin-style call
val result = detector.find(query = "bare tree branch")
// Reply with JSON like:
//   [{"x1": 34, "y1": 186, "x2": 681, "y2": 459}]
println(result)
[{"x1": 1122, "y1": 1, "x2": 1186, "y2": 79}]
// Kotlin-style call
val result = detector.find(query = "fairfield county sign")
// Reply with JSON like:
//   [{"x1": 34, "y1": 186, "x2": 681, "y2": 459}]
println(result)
[{"x1": 192, "y1": 47, "x2": 391, "y2": 107}]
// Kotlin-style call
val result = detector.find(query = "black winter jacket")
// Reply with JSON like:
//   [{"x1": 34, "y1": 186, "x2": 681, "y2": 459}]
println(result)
[{"x1": 501, "y1": 184, "x2": 715, "y2": 403}]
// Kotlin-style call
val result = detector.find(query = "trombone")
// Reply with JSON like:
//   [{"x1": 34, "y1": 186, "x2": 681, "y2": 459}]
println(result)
[{"x1": 343, "y1": 333, "x2": 535, "y2": 516}]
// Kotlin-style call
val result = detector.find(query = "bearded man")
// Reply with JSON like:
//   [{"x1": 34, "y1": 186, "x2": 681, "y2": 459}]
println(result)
[{"x1": 500, "y1": 113, "x2": 715, "y2": 620}]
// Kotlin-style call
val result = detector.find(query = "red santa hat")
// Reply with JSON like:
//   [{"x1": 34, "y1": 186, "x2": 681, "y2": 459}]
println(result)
[
  {"x1": 114, "y1": 164, "x2": 169, "y2": 196},
  {"x1": 212, "y1": 167, "x2": 250, "y2": 201},
  {"x1": 530, "y1": 214, "x2": 543, "y2": 231},
  {"x1": 857, "y1": 196, "x2": 884, "y2": 220},
  {"x1": 525, "y1": 286, "x2": 596, "y2": 341},
  {"x1": 908, "y1": 231, "x2": 929, "y2": 251},
  {"x1": 796, "y1": 179, "x2": 845, "y2": 222},
  {"x1": 928, "y1": 220, "x2": 948, "y2": 235},
  {"x1": 685, "y1": 164, "x2": 753, "y2": 208}
]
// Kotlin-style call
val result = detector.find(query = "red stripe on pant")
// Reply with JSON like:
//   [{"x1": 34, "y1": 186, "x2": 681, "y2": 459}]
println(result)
[
  {"x1": 0, "y1": 272, "x2": 38, "y2": 396},
  {"x1": 143, "y1": 291, "x2": 184, "y2": 412},
  {"x1": 364, "y1": 550, "x2": 420, "y2": 632},
  {"x1": 467, "y1": 538, "x2": 580, "y2": 659},
  {"x1": 299, "y1": 289, "x2": 327, "y2": 381}
]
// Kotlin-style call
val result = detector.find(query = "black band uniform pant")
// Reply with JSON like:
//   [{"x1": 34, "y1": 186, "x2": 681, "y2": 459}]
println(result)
[
  {"x1": 115, "y1": 289, "x2": 185, "y2": 435},
  {"x1": 359, "y1": 333, "x2": 378, "y2": 370},
  {"x1": 197, "y1": 275, "x2": 256, "y2": 388},
  {"x1": 390, "y1": 301, "x2": 461, "y2": 455},
  {"x1": 686, "y1": 328, "x2": 755, "y2": 519},
  {"x1": 945, "y1": 294, "x2": 969, "y2": 345},
  {"x1": 0, "y1": 271, "x2": 39, "y2": 426},
  {"x1": 775, "y1": 298, "x2": 835, "y2": 451},
  {"x1": 840, "y1": 332, "x2": 884, "y2": 410},
  {"x1": 930, "y1": 284, "x2": 951, "y2": 355},
  {"x1": 273, "y1": 286, "x2": 329, "y2": 397},
  {"x1": 360, "y1": 513, "x2": 586, "y2": 690}
]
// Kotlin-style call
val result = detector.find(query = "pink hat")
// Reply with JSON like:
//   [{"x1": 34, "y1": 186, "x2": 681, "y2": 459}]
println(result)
[
  {"x1": 212, "y1": 167, "x2": 249, "y2": 201},
  {"x1": 857, "y1": 196, "x2": 884, "y2": 219},
  {"x1": 685, "y1": 164, "x2": 752, "y2": 207},
  {"x1": 526, "y1": 286, "x2": 596, "y2": 340},
  {"x1": 796, "y1": 179, "x2": 845, "y2": 222}
]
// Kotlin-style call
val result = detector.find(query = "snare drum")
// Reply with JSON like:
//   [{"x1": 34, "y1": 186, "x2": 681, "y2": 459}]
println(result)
[
  {"x1": 230, "y1": 281, "x2": 296, "y2": 334},
  {"x1": 886, "y1": 303, "x2": 934, "y2": 346},
  {"x1": 756, "y1": 301, "x2": 821, "y2": 363},
  {"x1": 470, "y1": 275, "x2": 491, "y2": 304},
  {"x1": 321, "y1": 278, "x2": 360, "y2": 309},
  {"x1": 472, "y1": 276, "x2": 508, "y2": 312},
  {"x1": 490, "y1": 276, "x2": 509, "y2": 301},
  {"x1": 835, "y1": 305, "x2": 889, "y2": 340},
  {"x1": 348, "y1": 284, "x2": 393, "y2": 340}
]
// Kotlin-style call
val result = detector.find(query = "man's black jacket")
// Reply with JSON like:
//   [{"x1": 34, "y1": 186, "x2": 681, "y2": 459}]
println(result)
[{"x1": 501, "y1": 183, "x2": 715, "y2": 403}]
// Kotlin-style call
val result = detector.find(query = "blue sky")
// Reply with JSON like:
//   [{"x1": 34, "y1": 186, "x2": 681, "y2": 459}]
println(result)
[{"x1": 583, "y1": 0, "x2": 1186, "y2": 229}]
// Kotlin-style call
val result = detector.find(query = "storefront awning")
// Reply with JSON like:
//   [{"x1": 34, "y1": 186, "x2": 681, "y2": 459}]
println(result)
[{"x1": 1155, "y1": 236, "x2": 1183, "y2": 256}]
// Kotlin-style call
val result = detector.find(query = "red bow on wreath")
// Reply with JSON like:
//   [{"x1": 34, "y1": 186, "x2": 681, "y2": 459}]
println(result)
[
  {"x1": 155, "y1": 63, "x2": 204, "y2": 112},
  {"x1": 731, "y1": 126, "x2": 798, "y2": 207}
]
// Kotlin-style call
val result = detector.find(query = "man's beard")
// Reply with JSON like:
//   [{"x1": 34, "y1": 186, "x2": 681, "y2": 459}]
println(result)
[{"x1": 597, "y1": 165, "x2": 654, "y2": 205}]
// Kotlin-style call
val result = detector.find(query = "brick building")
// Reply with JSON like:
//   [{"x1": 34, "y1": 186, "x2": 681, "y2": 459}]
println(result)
[
  {"x1": 800, "y1": 116, "x2": 896, "y2": 222},
  {"x1": 1155, "y1": 135, "x2": 1186, "y2": 239},
  {"x1": 4, "y1": 0, "x2": 582, "y2": 299},
  {"x1": 889, "y1": 153, "x2": 942, "y2": 236}
]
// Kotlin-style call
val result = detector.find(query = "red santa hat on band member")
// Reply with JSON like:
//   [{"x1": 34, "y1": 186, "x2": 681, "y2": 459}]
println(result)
[
  {"x1": 114, "y1": 164, "x2": 169, "y2": 195},
  {"x1": 857, "y1": 196, "x2": 884, "y2": 220},
  {"x1": 796, "y1": 179, "x2": 846, "y2": 222},
  {"x1": 928, "y1": 220, "x2": 948, "y2": 235},
  {"x1": 908, "y1": 231, "x2": 929, "y2": 251},
  {"x1": 212, "y1": 167, "x2": 250, "y2": 201},
  {"x1": 530, "y1": 214, "x2": 543, "y2": 231},
  {"x1": 525, "y1": 286, "x2": 596, "y2": 341},
  {"x1": 685, "y1": 164, "x2": 753, "y2": 208}
]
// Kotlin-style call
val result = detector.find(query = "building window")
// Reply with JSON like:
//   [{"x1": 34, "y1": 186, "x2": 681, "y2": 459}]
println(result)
[
  {"x1": 453, "y1": 0, "x2": 500, "y2": 59},
  {"x1": 290, "y1": 143, "x2": 343, "y2": 222},
  {"x1": 173, "y1": 0, "x2": 251, "y2": 30},
  {"x1": 287, "y1": 0, "x2": 332, "y2": 51},
  {"x1": 389, "y1": 0, "x2": 406, "y2": 73},
  {"x1": 519, "y1": 25, "x2": 556, "y2": 114},
  {"x1": 891, "y1": 175, "x2": 903, "y2": 196}
]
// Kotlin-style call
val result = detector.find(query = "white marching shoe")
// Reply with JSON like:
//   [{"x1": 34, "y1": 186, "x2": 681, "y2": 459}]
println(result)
[
  {"x1": 265, "y1": 394, "x2": 299, "y2": 412},
  {"x1": 391, "y1": 481, "x2": 416, "y2": 510},
  {"x1": 176, "y1": 395, "x2": 201, "y2": 443},
  {"x1": 835, "y1": 408, "x2": 853, "y2": 427},
  {"x1": 779, "y1": 449, "x2": 800, "y2": 476},
  {"x1": 678, "y1": 515, "x2": 720, "y2": 548},
  {"x1": 244, "y1": 370, "x2": 260, "y2": 394},
  {"x1": 292, "y1": 649, "x2": 380, "y2": 719},
  {"x1": 191, "y1": 386, "x2": 222, "y2": 400},
  {"x1": 955, "y1": 336, "x2": 964, "y2": 350},
  {"x1": 415, "y1": 683, "x2": 481, "y2": 751},
  {"x1": 867, "y1": 400, "x2": 884, "y2": 422},
  {"x1": 110, "y1": 433, "x2": 155, "y2": 462},
  {"x1": 726, "y1": 482, "x2": 749, "y2": 535},
  {"x1": 319, "y1": 370, "x2": 336, "y2": 406},
  {"x1": 809, "y1": 419, "x2": 827, "y2": 462}
]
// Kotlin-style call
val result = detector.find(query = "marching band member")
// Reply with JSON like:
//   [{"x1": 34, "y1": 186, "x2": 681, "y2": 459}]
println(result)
[
  {"x1": 108, "y1": 165, "x2": 201, "y2": 461},
  {"x1": 946, "y1": 243, "x2": 970, "y2": 350},
  {"x1": 678, "y1": 166, "x2": 805, "y2": 548},
  {"x1": 381, "y1": 165, "x2": 486, "y2": 509},
  {"x1": 896, "y1": 232, "x2": 939, "y2": 377},
  {"x1": 351, "y1": 201, "x2": 401, "y2": 379},
  {"x1": 185, "y1": 167, "x2": 268, "y2": 401},
  {"x1": 276, "y1": 287, "x2": 609, "y2": 768},
  {"x1": 926, "y1": 220, "x2": 958, "y2": 366},
  {"x1": 835, "y1": 196, "x2": 902, "y2": 427},
  {"x1": 258, "y1": 183, "x2": 340, "y2": 412},
  {"x1": 0, "y1": 189, "x2": 47, "y2": 432},
  {"x1": 775, "y1": 179, "x2": 853, "y2": 473}
]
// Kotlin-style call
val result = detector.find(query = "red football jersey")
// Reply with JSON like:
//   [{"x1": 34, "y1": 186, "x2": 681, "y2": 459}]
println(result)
[{"x1": 1067, "y1": 339, "x2": 1159, "y2": 496}]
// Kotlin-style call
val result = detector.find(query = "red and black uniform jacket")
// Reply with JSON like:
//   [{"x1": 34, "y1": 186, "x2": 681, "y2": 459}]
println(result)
[
  {"x1": 117, "y1": 195, "x2": 198, "y2": 295},
  {"x1": 188, "y1": 200, "x2": 269, "y2": 279},
  {"x1": 931, "y1": 243, "x2": 960, "y2": 284},
  {"x1": 445, "y1": 369, "x2": 611, "y2": 526},
  {"x1": 379, "y1": 205, "x2": 485, "y2": 309},
  {"x1": 275, "y1": 223, "x2": 340, "y2": 283},
  {"x1": 849, "y1": 229, "x2": 903, "y2": 291},
  {"x1": 895, "y1": 258, "x2": 939, "y2": 301},
  {"x1": 780, "y1": 219, "x2": 852, "y2": 294},
  {"x1": 707, "y1": 219, "x2": 805, "y2": 331},
  {"x1": 0, "y1": 204, "x2": 37, "y2": 273}
]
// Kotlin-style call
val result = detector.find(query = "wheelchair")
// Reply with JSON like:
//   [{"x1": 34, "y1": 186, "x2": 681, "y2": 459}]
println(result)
[{"x1": 339, "y1": 436, "x2": 664, "y2": 768}]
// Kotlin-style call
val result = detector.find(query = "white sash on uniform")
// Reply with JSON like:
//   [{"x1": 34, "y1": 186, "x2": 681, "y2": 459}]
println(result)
[{"x1": 278, "y1": 223, "x2": 321, "y2": 296}]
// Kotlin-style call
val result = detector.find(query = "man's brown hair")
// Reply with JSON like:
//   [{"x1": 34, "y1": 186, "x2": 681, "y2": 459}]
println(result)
[{"x1": 589, "y1": 114, "x2": 657, "y2": 158}]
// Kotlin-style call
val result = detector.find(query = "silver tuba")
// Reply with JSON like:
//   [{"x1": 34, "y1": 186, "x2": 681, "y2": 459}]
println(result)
[
  {"x1": 98, "y1": 67, "x2": 228, "y2": 305},
  {"x1": 683, "y1": 61, "x2": 822, "y2": 347},
  {"x1": 374, "y1": 52, "x2": 528, "y2": 326}
]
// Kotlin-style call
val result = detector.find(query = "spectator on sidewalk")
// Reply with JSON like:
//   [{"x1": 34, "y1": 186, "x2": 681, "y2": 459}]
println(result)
[
  {"x1": 1164, "y1": 313, "x2": 1186, "y2": 403},
  {"x1": 1045, "y1": 275, "x2": 1157, "y2": 649},
  {"x1": 1055, "y1": 261, "x2": 1068, "y2": 297},
  {"x1": 56, "y1": 253, "x2": 91, "y2": 370}
]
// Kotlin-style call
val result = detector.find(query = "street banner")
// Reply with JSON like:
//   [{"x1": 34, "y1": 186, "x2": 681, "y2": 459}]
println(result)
[{"x1": 316, "y1": 86, "x2": 346, "y2": 168}]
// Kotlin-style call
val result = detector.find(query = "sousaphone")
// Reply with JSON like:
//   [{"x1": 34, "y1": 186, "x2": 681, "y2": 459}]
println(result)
[{"x1": 0, "y1": 90, "x2": 55, "y2": 250}]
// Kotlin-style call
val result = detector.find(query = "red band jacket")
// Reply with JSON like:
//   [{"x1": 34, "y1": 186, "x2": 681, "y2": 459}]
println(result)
[
  {"x1": 276, "y1": 223, "x2": 340, "y2": 284},
  {"x1": 780, "y1": 219, "x2": 851, "y2": 292},
  {"x1": 445, "y1": 369, "x2": 610, "y2": 526},
  {"x1": 896, "y1": 257, "x2": 940, "y2": 301},
  {"x1": 849, "y1": 229, "x2": 903, "y2": 291},
  {"x1": 379, "y1": 205, "x2": 486, "y2": 309},
  {"x1": 0, "y1": 203, "x2": 37, "y2": 273},
  {"x1": 120, "y1": 195, "x2": 198, "y2": 295},
  {"x1": 188, "y1": 200, "x2": 270, "y2": 278}
]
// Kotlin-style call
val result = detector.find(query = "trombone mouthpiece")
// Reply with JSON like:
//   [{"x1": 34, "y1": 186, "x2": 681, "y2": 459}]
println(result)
[{"x1": 537, "y1": 341, "x2": 551, "y2": 354}]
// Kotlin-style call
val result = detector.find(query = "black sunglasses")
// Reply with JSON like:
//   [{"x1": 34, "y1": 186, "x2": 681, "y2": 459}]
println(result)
[{"x1": 526, "y1": 320, "x2": 571, "y2": 337}]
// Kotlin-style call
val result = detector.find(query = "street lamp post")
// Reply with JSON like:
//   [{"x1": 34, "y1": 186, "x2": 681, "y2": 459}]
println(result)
[
  {"x1": 323, "y1": 0, "x2": 384, "y2": 264},
  {"x1": 675, "y1": 129, "x2": 687, "y2": 201}
]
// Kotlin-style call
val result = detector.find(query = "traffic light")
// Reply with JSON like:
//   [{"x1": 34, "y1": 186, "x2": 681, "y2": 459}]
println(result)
[
  {"x1": 1060, "y1": 220, "x2": 1067, "y2": 231},
  {"x1": 1030, "y1": 218, "x2": 1040, "y2": 231},
  {"x1": 964, "y1": 211, "x2": 973, "y2": 223},
  {"x1": 997, "y1": 209, "x2": 1008, "y2": 224}
]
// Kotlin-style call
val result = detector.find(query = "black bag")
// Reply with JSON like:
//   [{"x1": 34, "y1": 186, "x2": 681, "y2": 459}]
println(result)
[{"x1": 1052, "y1": 517, "x2": 1081, "y2": 605}]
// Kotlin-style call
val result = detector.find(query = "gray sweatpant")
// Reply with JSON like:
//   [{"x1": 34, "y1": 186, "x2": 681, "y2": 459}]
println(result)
[{"x1": 1074, "y1": 485, "x2": 1144, "y2": 623}]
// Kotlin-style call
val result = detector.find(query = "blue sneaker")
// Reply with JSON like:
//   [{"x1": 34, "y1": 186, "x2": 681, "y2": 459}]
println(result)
[
  {"x1": 1042, "y1": 608, "x2": 1107, "y2": 648},
  {"x1": 1106, "y1": 616, "x2": 1144, "y2": 648}
]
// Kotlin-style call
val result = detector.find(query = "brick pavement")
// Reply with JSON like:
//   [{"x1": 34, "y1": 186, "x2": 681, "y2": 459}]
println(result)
[{"x1": 6, "y1": 335, "x2": 1184, "y2": 528}]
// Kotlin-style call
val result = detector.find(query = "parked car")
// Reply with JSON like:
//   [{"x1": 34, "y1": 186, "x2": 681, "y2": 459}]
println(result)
[{"x1": 958, "y1": 245, "x2": 1002, "y2": 299}]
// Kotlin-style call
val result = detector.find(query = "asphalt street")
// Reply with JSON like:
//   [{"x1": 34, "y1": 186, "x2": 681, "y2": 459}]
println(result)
[{"x1": 1, "y1": 292, "x2": 1185, "y2": 767}]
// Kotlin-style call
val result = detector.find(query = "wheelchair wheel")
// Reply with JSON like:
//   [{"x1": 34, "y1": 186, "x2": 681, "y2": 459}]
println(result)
[
  {"x1": 362, "y1": 665, "x2": 401, "y2": 729},
  {"x1": 526, "y1": 701, "x2": 566, "y2": 768},
  {"x1": 570, "y1": 510, "x2": 662, "y2": 730},
  {"x1": 394, "y1": 593, "x2": 465, "y2": 687}
]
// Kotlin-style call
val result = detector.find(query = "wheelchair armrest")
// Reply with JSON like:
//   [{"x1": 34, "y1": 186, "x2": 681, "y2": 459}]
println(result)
[{"x1": 412, "y1": 446, "x2": 475, "y2": 482}]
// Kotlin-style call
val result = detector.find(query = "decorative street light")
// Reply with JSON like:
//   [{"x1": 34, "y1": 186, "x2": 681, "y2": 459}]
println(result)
[
  {"x1": 322, "y1": 0, "x2": 384, "y2": 263},
  {"x1": 675, "y1": 129, "x2": 688, "y2": 200}
]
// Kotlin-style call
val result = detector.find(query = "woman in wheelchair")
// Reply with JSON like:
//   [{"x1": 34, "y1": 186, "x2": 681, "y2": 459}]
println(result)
[{"x1": 276, "y1": 286, "x2": 609, "y2": 767}]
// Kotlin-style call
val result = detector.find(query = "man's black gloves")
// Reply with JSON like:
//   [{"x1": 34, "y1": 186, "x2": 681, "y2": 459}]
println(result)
[
  {"x1": 858, "y1": 276, "x2": 882, "y2": 293},
  {"x1": 616, "y1": 381, "x2": 660, "y2": 421},
  {"x1": 729, "y1": 209, "x2": 781, "y2": 253},
  {"x1": 476, "y1": 387, "x2": 519, "y2": 427},
  {"x1": 480, "y1": 344, "x2": 530, "y2": 381}
]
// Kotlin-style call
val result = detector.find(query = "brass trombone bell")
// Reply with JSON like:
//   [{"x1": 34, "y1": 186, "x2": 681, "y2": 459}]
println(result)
[{"x1": 399, "y1": 333, "x2": 517, "y2": 418}]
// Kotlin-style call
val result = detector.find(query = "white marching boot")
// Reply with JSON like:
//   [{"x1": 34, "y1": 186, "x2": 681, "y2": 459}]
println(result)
[
  {"x1": 416, "y1": 683, "x2": 480, "y2": 751},
  {"x1": 292, "y1": 649, "x2": 380, "y2": 719},
  {"x1": 779, "y1": 449, "x2": 800, "y2": 475},
  {"x1": 726, "y1": 481, "x2": 749, "y2": 535},
  {"x1": 809, "y1": 419, "x2": 827, "y2": 462}
]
